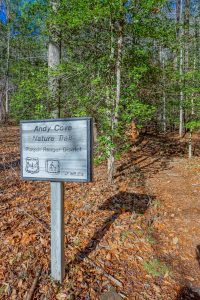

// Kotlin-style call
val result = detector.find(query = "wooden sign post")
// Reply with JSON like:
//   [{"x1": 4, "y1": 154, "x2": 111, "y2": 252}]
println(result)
[{"x1": 20, "y1": 117, "x2": 93, "y2": 282}]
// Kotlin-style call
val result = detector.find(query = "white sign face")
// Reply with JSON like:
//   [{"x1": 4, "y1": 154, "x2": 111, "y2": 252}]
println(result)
[{"x1": 20, "y1": 118, "x2": 93, "y2": 182}]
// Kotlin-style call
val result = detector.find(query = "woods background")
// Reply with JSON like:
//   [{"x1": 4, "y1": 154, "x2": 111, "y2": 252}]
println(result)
[{"x1": 0, "y1": 0, "x2": 199, "y2": 181}]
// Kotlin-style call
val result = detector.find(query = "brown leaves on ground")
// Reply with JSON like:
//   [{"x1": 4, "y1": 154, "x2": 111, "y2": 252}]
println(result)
[{"x1": 0, "y1": 126, "x2": 200, "y2": 299}]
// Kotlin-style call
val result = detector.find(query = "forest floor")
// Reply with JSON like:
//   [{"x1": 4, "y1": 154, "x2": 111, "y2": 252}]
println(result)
[{"x1": 0, "y1": 126, "x2": 200, "y2": 300}]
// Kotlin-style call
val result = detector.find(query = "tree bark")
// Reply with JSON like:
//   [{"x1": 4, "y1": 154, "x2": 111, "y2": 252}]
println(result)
[
  {"x1": 178, "y1": 0, "x2": 184, "y2": 137},
  {"x1": 0, "y1": 93, "x2": 5, "y2": 122},
  {"x1": 159, "y1": 46, "x2": 166, "y2": 133},
  {"x1": 107, "y1": 12, "x2": 115, "y2": 184},
  {"x1": 108, "y1": 17, "x2": 124, "y2": 184},
  {"x1": 179, "y1": 47, "x2": 184, "y2": 138},
  {"x1": 184, "y1": 0, "x2": 193, "y2": 157},
  {"x1": 114, "y1": 21, "x2": 123, "y2": 128},
  {"x1": 191, "y1": 16, "x2": 198, "y2": 116},
  {"x1": 184, "y1": 0, "x2": 190, "y2": 71},
  {"x1": 4, "y1": 0, "x2": 10, "y2": 122},
  {"x1": 48, "y1": 0, "x2": 61, "y2": 118},
  {"x1": 188, "y1": 129, "x2": 192, "y2": 159}
]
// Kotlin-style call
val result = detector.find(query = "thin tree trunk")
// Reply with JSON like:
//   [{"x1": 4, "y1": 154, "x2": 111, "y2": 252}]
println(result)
[
  {"x1": 188, "y1": 129, "x2": 192, "y2": 159},
  {"x1": 5, "y1": 0, "x2": 10, "y2": 122},
  {"x1": 179, "y1": 47, "x2": 184, "y2": 137},
  {"x1": 184, "y1": 0, "x2": 190, "y2": 71},
  {"x1": 184, "y1": 0, "x2": 193, "y2": 157},
  {"x1": 191, "y1": 37, "x2": 196, "y2": 116},
  {"x1": 179, "y1": 0, "x2": 184, "y2": 137},
  {"x1": 107, "y1": 12, "x2": 115, "y2": 184},
  {"x1": 191, "y1": 16, "x2": 198, "y2": 116},
  {"x1": 48, "y1": 0, "x2": 61, "y2": 118},
  {"x1": 0, "y1": 93, "x2": 5, "y2": 122},
  {"x1": 163, "y1": 91, "x2": 166, "y2": 133},
  {"x1": 173, "y1": 48, "x2": 178, "y2": 132},
  {"x1": 5, "y1": 33, "x2": 10, "y2": 120},
  {"x1": 175, "y1": 0, "x2": 180, "y2": 133},
  {"x1": 159, "y1": 46, "x2": 167, "y2": 133},
  {"x1": 108, "y1": 19, "x2": 123, "y2": 184},
  {"x1": 114, "y1": 21, "x2": 123, "y2": 127}
]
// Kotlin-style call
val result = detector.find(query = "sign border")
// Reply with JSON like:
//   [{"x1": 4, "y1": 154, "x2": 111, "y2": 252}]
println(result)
[{"x1": 20, "y1": 117, "x2": 93, "y2": 182}]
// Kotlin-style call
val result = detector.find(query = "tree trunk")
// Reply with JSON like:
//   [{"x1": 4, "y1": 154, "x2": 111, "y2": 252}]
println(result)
[
  {"x1": 184, "y1": 0, "x2": 193, "y2": 157},
  {"x1": 48, "y1": 0, "x2": 61, "y2": 119},
  {"x1": 179, "y1": 47, "x2": 184, "y2": 137},
  {"x1": 0, "y1": 93, "x2": 5, "y2": 123},
  {"x1": 178, "y1": 0, "x2": 184, "y2": 137},
  {"x1": 188, "y1": 129, "x2": 192, "y2": 159},
  {"x1": 107, "y1": 11, "x2": 115, "y2": 184},
  {"x1": 114, "y1": 21, "x2": 123, "y2": 128},
  {"x1": 192, "y1": 16, "x2": 198, "y2": 116},
  {"x1": 184, "y1": 0, "x2": 190, "y2": 71},
  {"x1": 159, "y1": 46, "x2": 166, "y2": 133},
  {"x1": 5, "y1": 0, "x2": 10, "y2": 122},
  {"x1": 108, "y1": 19, "x2": 123, "y2": 184}
]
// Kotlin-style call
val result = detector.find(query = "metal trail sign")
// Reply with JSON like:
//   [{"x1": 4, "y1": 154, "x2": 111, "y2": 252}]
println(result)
[
  {"x1": 20, "y1": 117, "x2": 93, "y2": 282},
  {"x1": 21, "y1": 118, "x2": 93, "y2": 182}
]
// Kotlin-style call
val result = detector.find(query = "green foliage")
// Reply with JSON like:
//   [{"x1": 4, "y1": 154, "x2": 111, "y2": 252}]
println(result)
[
  {"x1": 186, "y1": 121, "x2": 200, "y2": 131},
  {"x1": 10, "y1": 66, "x2": 49, "y2": 121},
  {"x1": 2, "y1": 0, "x2": 200, "y2": 167},
  {"x1": 98, "y1": 135, "x2": 115, "y2": 158},
  {"x1": 122, "y1": 99, "x2": 156, "y2": 127},
  {"x1": 144, "y1": 258, "x2": 170, "y2": 277},
  {"x1": 120, "y1": 230, "x2": 133, "y2": 242},
  {"x1": 145, "y1": 235, "x2": 156, "y2": 245},
  {"x1": 152, "y1": 199, "x2": 162, "y2": 209}
]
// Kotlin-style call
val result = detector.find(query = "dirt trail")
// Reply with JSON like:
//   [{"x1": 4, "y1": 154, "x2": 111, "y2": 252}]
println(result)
[{"x1": 147, "y1": 156, "x2": 200, "y2": 296}]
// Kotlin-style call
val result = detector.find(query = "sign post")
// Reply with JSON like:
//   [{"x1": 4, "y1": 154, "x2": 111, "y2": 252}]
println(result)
[
  {"x1": 51, "y1": 181, "x2": 65, "y2": 282},
  {"x1": 20, "y1": 117, "x2": 93, "y2": 282}
]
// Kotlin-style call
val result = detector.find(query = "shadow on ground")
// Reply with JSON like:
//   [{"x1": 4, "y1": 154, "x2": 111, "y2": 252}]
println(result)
[
  {"x1": 176, "y1": 240, "x2": 200, "y2": 299},
  {"x1": 68, "y1": 192, "x2": 153, "y2": 265},
  {"x1": 177, "y1": 286, "x2": 200, "y2": 300},
  {"x1": 0, "y1": 158, "x2": 20, "y2": 171},
  {"x1": 115, "y1": 133, "x2": 200, "y2": 186}
]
